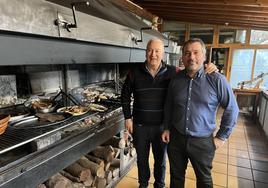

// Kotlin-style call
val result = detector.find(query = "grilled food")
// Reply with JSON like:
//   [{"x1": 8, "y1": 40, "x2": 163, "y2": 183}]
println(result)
[
  {"x1": 57, "y1": 105, "x2": 88, "y2": 116},
  {"x1": 87, "y1": 103, "x2": 108, "y2": 112},
  {"x1": 32, "y1": 100, "x2": 53, "y2": 110}
]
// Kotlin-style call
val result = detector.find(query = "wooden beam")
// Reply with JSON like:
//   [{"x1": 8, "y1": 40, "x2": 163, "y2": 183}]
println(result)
[
  {"x1": 114, "y1": 0, "x2": 157, "y2": 21},
  {"x1": 133, "y1": 2, "x2": 268, "y2": 13},
  {"x1": 164, "y1": 14, "x2": 268, "y2": 25},
  {"x1": 149, "y1": 11, "x2": 268, "y2": 24},
  {"x1": 146, "y1": 7, "x2": 268, "y2": 19},
  {"x1": 129, "y1": 0, "x2": 268, "y2": 30},
  {"x1": 132, "y1": 0, "x2": 268, "y2": 6},
  {"x1": 166, "y1": 17, "x2": 268, "y2": 30}
]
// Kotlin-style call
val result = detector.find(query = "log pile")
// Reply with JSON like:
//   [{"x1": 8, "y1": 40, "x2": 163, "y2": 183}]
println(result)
[{"x1": 44, "y1": 136, "x2": 136, "y2": 188}]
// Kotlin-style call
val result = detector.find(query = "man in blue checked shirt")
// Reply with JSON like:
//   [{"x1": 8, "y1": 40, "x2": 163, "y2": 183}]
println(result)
[{"x1": 162, "y1": 38, "x2": 239, "y2": 188}]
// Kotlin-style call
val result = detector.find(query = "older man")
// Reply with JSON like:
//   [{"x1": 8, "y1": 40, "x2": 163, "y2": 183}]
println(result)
[
  {"x1": 121, "y1": 38, "x2": 217, "y2": 188},
  {"x1": 162, "y1": 38, "x2": 239, "y2": 188}
]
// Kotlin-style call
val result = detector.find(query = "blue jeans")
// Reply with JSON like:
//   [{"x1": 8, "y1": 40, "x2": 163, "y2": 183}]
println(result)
[{"x1": 133, "y1": 124, "x2": 167, "y2": 188}]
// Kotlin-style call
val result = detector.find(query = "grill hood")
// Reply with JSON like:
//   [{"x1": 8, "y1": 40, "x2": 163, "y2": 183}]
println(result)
[{"x1": 0, "y1": 0, "x2": 174, "y2": 66}]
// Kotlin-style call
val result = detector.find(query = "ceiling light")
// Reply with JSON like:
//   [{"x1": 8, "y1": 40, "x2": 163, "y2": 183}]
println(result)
[{"x1": 126, "y1": 0, "x2": 143, "y2": 9}]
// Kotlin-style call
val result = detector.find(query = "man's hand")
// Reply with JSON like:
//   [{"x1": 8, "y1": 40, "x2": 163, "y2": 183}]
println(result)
[
  {"x1": 205, "y1": 62, "x2": 218, "y2": 74},
  {"x1": 214, "y1": 137, "x2": 225, "y2": 149},
  {"x1": 162, "y1": 130, "x2": 170, "y2": 143},
  {"x1": 125, "y1": 119, "x2": 133, "y2": 134}
]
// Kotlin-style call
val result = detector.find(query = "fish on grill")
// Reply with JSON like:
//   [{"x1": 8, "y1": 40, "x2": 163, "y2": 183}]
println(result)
[
  {"x1": 87, "y1": 103, "x2": 108, "y2": 112},
  {"x1": 57, "y1": 106, "x2": 88, "y2": 116}
]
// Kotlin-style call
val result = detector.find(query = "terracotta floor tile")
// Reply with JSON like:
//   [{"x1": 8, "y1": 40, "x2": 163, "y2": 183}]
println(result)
[
  {"x1": 117, "y1": 113, "x2": 268, "y2": 188},
  {"x1": 187, "y1": 161, "x2": 193, "y2": 167},
  {"x1": 212, "y1": 172, "x2": 227, "y2": 187},
  {"x1": 227, "y1": 176, "x2": 254, "y2": 188},
  {"x1": 185, "y1": 178, "x2": 196, "y2": 187},
  {"x1": 251, "y1": 160, "x2": 268, "y2": 172},
  {"x1": 149, "y1": 156, "x2": 154, "y2": 164},
  {"x1": 164, "y1": 172, "x2": 170, "y2": 187},
  {"x1": 254, "y1": 181, "x2": 268, "y2": 188},
  {"x1": 228, "y1": 156, "x2": 251, "y2": 168},
  {"x1": 246, "y1": 132, "x2": 263, "y2": 139},
  {"x1": 244, "y1": 126, "x2": 261, "y2": 132},
  {"x1": 229, "y1": 149, "x2": 250, "y2": 159},
  {"x1": 229, "y1": 130, "x2": 246, "y2": 136},
  {"x1": 229, "y1": 143, "x2": 248, "y2": 151},
  {"x1": 212, "y1": 162, "x2": 228, "y2": 174},
  {"x1": 247, "y1": 140, "x2": 268, "y2": 147},
  {"x1": 185, "y1": 178, "x2": 224, "y2": 188},
  {"x1": 148, "y1": 174, "x2": 154, "y2": 184},
  {"x1": 246, "y1": 136, "x2": 267, "y2": 142},
  {"x1": 214, "y1": 185, "x2": 225, "y2": 188},
  {"x1": 116, "y1": 176, "x2": 139, "y2": 188},
  {"x1": 183, "y1": 169, "x2": 228, "y2": 187},
  {"x1": 216, "y1": 147, "x2": 228, "y2": 155},
  {"x1": 228, "y1": 165, "x2": 253, "y2": 180},
  {"x1": 248, "y1": 145, "x2": 268, "y2": 155},
  {"x1": 249, "y1": 152, "x2": 268, "y2": 162},
  {"x1": 125, "y1": 164, "x2": 139, "y2": 179},
  {"x1": 235, "y1": 122, "x2": 244, "y2": 127},
  {"x1": 214, "y1": 153, "x2": 228, "y2": 164},
  {"x1": 232, "y1": 126, "x2": 245, "y2": 131},
  {"x1": 230, "y1": 129, "x2": 244, "y2": 134},
  {"x1": 186, "y1": 166, "x2": 196, "y2": 179},
  {"x1": 229, "y1": 139, "x2": 247, "y2": 146},
  {"x1": 230, "y1": 133, "x2": 246, "y2": 139},
  {"x1": 180, "y1": 178, "x2": 226, "y2": 188},
  {"x1": 230, "y1": 129, "x2": 244, "y2": 133},
  {"x1": 253, "y1": 170, "x2": 268, "y2": 183},
  {"x1": 229, "y1": 137, "x2": 247, "y2": 143}
]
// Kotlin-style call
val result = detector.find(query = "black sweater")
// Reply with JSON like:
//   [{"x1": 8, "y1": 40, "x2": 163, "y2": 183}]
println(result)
[{"x1": 121, "y1": 62, "x2": 177, "y2": 126}]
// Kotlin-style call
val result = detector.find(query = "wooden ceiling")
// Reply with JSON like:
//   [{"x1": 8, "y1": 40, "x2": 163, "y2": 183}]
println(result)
[{"x1": 125, "y1": 0, "x2": 268, "y2": 30}]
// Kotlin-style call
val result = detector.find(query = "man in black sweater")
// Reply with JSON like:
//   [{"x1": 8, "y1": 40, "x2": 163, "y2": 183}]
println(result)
[{"x1": 121, "y1": 38, "x2": 216, "y2": 188}]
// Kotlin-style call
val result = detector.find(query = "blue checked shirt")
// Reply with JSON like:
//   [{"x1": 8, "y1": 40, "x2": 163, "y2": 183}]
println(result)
[{"x1": 164, "y1": 67, "x2": 239, "y2": 140}]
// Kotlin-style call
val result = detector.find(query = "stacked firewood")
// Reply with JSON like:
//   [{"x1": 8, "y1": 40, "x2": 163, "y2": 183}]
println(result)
[{"x1": 41, "y1": 136, "x2": 135, "y2": 188}]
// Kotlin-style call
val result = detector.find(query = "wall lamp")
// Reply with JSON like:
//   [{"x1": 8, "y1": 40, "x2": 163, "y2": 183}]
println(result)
[
  {"x1": 132, "y1": 27, "x2": 152, "y2": 44},
  {"x1": 55, "y1": 1, "x2": 90, "y2": 32}
]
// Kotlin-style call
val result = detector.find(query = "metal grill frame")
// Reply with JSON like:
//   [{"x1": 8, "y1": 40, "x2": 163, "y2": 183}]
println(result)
[{"x1": 0, "y1": 112, "x2": 124, "y2": 188}]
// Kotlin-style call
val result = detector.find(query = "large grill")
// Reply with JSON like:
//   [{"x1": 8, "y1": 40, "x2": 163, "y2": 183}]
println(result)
[
  {"x1": 0, "y1": 112, "x2": 96, "y2": 155},
  {"x1": 0, "y1": 85, "x2": 125, "y2": 188}
]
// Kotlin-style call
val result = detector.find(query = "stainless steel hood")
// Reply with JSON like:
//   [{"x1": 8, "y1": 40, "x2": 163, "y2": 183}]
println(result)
[
  {"x1": 0, "y1": 0, "x2": 174, "y2": 66},
  {"x1": 46, "y1": 0, "x2": 153, "y2": 31}
]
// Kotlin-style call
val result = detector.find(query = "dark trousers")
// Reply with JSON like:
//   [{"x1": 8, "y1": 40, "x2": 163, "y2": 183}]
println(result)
[
  {"x1": 167, "y1": 129, "x2": 215, "y2": 188},
  {"x1": 133, "y1": 124, "x2": 167, "y2": 188}
]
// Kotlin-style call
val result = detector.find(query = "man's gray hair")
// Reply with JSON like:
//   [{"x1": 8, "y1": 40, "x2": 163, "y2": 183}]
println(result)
[
  {"x1": 182, "y1": 38, "x2": 207, "y2": 57},
  {"x1": 146, "y1": 38, "x2": 164, "y2": 51}
]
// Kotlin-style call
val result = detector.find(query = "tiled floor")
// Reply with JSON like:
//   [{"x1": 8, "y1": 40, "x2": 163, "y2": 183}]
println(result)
[{"x1": 116, "y1": 112, "x2": 268, "y2": 188}]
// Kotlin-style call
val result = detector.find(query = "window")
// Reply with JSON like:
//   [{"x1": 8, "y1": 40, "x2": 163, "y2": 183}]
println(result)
[
  {"x1": 230, "y1": 49, "x2": 268, "y2": 90},
  {"x1": 219, "y1": 28, "x2": 246, "y2": 44},
  {"x1": 253, "y1": 49, "x2": 268, "y2": 89},
  {"x1": 163, "y1": 22, "x2": 186, "y2": 45},
  {"x1": 230, "y1": 49, "x2": 254, "y2": 88},
  {"x1": 190, "y1": 25, "x2": 213, "y2": 44},
  {"x1": 250, "y1": 30, "x2": 268, "y2": 44}
]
